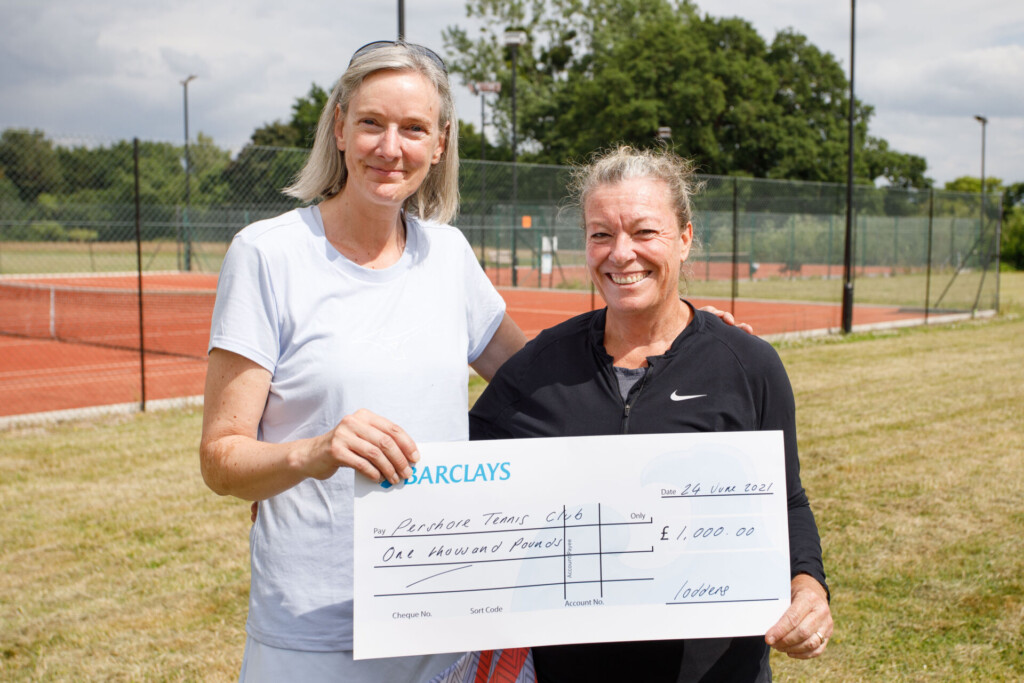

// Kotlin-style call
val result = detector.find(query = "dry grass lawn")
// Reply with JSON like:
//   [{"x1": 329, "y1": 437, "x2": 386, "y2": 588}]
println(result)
[{"x1": 2, "y1": 273, "x2": 1022, "y2": 681}]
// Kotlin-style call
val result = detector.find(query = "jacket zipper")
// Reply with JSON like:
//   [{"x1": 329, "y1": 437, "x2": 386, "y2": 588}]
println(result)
[{"x1": 621, "y1": 370, "x2": 650, "y2": 434}]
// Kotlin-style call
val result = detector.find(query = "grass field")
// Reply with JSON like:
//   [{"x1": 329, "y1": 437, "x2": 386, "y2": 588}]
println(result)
[
  {"x1": 687, "y1": 268, "x2": 997, "y2": 311},
  {"x1": 0, "y1": 241, "x2": 228, "y2": 276},
  {"x1": 2, "y1": 274, "x2": 1022, "y2": 681}
]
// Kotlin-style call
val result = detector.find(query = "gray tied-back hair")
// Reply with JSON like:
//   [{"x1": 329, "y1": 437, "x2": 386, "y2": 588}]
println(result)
[
  {"x1": 284, "y1": 43, "x2": 460, "y2": 224},
  {"x1": 569, "y1": 145, "x2": 701, "y2": 233}
]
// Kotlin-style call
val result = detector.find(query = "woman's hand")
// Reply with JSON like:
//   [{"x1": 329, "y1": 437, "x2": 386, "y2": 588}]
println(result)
[
  {"x1": 307, "y1": 408, "x2": 420, "y2": 486},
  {"x1": 764, "y1": 573, "x2": 833, "y2": 658},
  {"x1": 698, "y1": 305, "x2": 754, "y2": 335}
]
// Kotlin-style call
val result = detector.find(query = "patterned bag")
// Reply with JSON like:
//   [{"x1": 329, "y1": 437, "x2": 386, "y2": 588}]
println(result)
[{"x1": 430, "y1": 648, "x2": 535, "y2": 683}]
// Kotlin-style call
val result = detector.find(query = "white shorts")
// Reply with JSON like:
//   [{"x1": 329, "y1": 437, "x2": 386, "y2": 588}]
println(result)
[{"x1": 238, "y1": 638, "x2": 463, "y2": 683}]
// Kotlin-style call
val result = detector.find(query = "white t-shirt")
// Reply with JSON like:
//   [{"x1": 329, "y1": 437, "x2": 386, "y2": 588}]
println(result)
[{"x1": 209, "y1": 206, "x2": 506, "y2": 652}]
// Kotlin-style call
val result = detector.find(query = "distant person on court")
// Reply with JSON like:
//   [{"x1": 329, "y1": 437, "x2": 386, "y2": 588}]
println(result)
[{"x1": 469, "y1": 146, "x2": 832, "y2": 682}]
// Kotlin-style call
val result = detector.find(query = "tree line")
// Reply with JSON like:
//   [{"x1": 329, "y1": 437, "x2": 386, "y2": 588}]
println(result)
[{"x1": 1, "y1": 0, "x2": 1021, "y2": 266}]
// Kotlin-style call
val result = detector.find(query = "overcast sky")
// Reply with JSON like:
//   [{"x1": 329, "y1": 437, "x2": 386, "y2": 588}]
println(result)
[{"x1": 1, "y1": 0, "x2": 1021, "y2": 186}]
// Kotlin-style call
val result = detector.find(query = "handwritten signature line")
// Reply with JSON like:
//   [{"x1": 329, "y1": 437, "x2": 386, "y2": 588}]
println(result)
[
  {"x1": 405, "y1": 564, "x2": 472, "y2": 589},
  {"x1": 666, "y1": 597, "x2": 780, "y2": 605}
]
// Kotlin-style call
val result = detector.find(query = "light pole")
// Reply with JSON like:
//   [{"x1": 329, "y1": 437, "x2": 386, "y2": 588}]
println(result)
[
  {"x1": 471, "y1": 81, "x2": 501, "y2": 269},
  {"x1": 181, "y1": 74, "x2": 197, "y2": 272},
  {"x1": 504, "y1": 29, "x2": 527, "y2": 287},
  {"x1": 841, "y1": 0, "x2": 856, "y2": 333},
  {"x1": 471, "y1": 81, "x2": 502, "y2": 163},
  {"x1": 397, "y1": 0, "x2": 405, "y2": 40},
  {"x1": 975, "y1": 114, "x2": 988, "y2": 222},
  {"x1": 975, "y1": 114, "x2": 996, "y2": 306}
]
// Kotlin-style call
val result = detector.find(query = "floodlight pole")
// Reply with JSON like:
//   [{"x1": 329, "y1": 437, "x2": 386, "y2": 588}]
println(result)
[
  {"x1": 471, "y1": 81, "x2": 501, "y2": 269},
  {"x1": 181, "y1": 74, "x2": 197, "y2": 272},
  {"x1": 975, "y1": 114, "x2": 987, "y2": 225},
  {"x1": 504, "y1": 30, "x2": 526, "y2": 287},
  {"x1": 397, "y1": 0, "x2": 405, "y2": 40},
  {"x1": 841, "y1": 1, "x2": 856, "y2": 333},
  {"x1": 471, "y1": 81, "x2": 502, "y2": 163}
]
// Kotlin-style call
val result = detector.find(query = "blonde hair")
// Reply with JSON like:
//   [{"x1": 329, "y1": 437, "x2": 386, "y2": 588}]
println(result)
[
  {"x1": 284, "y1": 43, "x2": 460, "y2": 224},
  {"x1": 570, "y1": 145, "x2": 700, "y2": 233}
]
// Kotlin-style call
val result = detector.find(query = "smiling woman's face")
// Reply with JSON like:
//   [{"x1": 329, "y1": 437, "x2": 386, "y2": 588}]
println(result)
[
  {"x1": 584, "y1": 176, "x2": 693, "y2": 321},
  {"x1": 334, "y1": 69, "x2": 446, "y2": 210}
]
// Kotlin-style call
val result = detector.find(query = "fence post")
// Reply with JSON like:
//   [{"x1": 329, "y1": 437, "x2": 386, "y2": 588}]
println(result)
[
  {"x1": 731, "y1": 177, "x2": 739, "y2": 314},
  {"x1": 859, "y1": 214, "x2": 866, "y2": 271},
  {"x1": 925, "y1": 189, "x2": 934, "y2": 324},
  {"x1": 893, "y1": 215, "x2": 899, "y2": 274},
  {"x1": 788, "y1": 213, "x2": 796, "y2": 277},
  {"x1": 133, "y1": 138, "x2": 147, "y2": 411},
  {"x1": 995, "y1": 200, "x2": 1003, "y2": 312},
  {"x1": 827, "y1": 214, "x2": 833, "y2": 280}
]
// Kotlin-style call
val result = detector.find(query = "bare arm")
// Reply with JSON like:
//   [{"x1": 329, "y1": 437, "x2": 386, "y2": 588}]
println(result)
[
  {"x1": 200, "y1": 348, "x2": 420, "y2": 501},
  {"x1": 469, "y1": 313, "x2": 527, "y2": 382}
]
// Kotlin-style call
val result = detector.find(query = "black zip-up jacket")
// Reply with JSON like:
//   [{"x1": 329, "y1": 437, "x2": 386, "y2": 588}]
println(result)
[{"x1": 470, "y1": 304, "x2": 827, "y2": 683}]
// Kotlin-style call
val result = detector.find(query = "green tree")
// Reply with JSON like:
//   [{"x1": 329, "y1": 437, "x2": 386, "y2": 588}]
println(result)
[
  {"x1": 189, "y1": 132, "x2": 232, "y2": 206},
  {"x1": 0, "y1": 129, "x2": 64, "y2": 202},
  {"x1": 943, "y1": 176, "x2": 1004, "y2": 195},
  {"x1": 249, "y1": 83, "x2": 330, "y2": 149},
  {"x1": 459, "y1": 120, "x2": 513, "y2": 162},
  {"x1": 994, "y1": 181, "x2": 1024, "y2": 270},
  {"x1": 442, "y1": 0, "x2": 928, "y2": 186},
  {"x1": 861, "y1": 137, "x2": 930, "y2": 189}
]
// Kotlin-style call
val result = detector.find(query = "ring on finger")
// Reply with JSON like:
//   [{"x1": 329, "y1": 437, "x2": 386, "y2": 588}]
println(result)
[{"x1": 814, "y1": 630, "x2": 825, "y2": 645}]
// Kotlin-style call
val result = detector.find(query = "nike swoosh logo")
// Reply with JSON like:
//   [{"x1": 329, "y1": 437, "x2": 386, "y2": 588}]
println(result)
[{"x1": 670, "y1": 392, "x2": 707, "y2": 402}]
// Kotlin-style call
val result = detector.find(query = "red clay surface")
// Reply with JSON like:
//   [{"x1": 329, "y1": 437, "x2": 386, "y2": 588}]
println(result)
[
  {"x1": 484, "y1": 261, "x2": 895, "y2": 289},
  {"x1": 1, "y1": 271, "x2": 923, "y2": 418},
  {"x1": 501, "y1": 288, "x2": 917, "y2": 338}
]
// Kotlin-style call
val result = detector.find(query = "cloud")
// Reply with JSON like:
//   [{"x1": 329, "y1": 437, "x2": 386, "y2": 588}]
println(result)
[
  {"x1": 0, "y1": 0, "x2": 1021, "y2": 183},
  {"x1": 865, "y1": 44, "x2": 1024, "y2": 118},
  {"x1": 159, "y1": 48, "x2": 209, "y2": 81}
]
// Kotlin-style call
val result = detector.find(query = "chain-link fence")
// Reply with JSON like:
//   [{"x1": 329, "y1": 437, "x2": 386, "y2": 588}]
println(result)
[{"x1": 0, "y1": 131, "x2": 1002, "y2": 420}]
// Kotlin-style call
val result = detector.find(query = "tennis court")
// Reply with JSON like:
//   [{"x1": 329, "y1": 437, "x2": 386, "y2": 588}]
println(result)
[{"x1": 0, "y1": 271, "x2": 942, "y2": 419}]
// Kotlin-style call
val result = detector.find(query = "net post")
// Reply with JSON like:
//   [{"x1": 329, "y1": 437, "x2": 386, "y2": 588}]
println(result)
[{"x1": 134, "y1": 138, "x2": 147, "y2": 410}]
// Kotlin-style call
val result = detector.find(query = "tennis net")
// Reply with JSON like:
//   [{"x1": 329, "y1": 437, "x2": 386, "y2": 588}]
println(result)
[{"x1": 0, "y1": 280, "x2": 215, "y2": 358}]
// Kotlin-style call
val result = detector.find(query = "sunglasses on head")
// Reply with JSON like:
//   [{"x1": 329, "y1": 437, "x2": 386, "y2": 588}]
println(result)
[{"x1": 349, "y1": 40, "x2": 447, "y2": 74}]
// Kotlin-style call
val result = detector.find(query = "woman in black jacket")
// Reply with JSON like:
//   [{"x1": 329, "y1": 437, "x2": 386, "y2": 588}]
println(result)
[{"x1": 470, "y1": 146, "x2": 832, "y2": 683}]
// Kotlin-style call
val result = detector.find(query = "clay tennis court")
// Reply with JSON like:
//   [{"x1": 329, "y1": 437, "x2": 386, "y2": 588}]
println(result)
[{"x1": 0, "y1": 271, "x2": 929, "y2": 419}]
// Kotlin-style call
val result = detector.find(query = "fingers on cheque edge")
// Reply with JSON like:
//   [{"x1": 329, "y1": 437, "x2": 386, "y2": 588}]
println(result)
[{"x1": 331, "y1": 409, "x2": 420, "y2": 485}]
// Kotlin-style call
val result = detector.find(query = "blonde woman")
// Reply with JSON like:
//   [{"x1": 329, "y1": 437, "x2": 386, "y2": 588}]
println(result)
[{"x1": 200, "y1": 42, "x2": 524, "y2": 682}]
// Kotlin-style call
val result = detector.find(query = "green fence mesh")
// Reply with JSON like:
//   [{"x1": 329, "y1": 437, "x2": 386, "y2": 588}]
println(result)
[{"x1": 0, "y1": 134, "x2": 1002, "y2": 419}]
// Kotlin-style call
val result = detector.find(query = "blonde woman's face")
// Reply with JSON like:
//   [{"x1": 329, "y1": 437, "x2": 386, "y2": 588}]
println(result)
[
  {"x1": 584, "y1": 177, "x2": 693, "y2": 320},
  {"x1": 334, "y1": 69, "x2": 446, "y2": 210}
]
